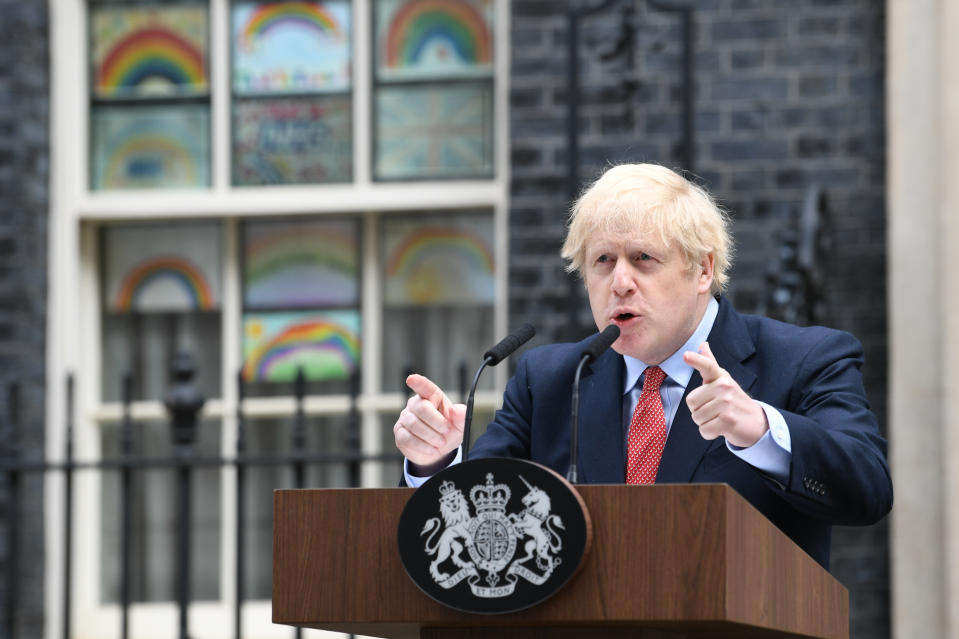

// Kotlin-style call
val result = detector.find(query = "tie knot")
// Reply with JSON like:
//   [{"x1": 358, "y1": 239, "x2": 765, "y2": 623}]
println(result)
[{"x1": 642, "y1": 366, "x2": 666, "y2": 392}]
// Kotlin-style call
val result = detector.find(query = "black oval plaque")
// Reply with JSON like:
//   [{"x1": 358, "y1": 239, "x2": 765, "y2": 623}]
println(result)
[{"x1": 397, "y1": 457, "x2": 591, "y2": 614}]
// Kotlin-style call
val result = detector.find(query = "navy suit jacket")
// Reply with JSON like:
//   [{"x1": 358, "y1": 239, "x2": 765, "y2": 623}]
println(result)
[{"x1": 469, "y1": 297, "x2": 893, "y2": 568}]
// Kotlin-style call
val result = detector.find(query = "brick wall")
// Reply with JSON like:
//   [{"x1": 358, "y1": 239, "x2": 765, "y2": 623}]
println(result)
[
  {"x1": 509, "y1": 1, "x2": 889, "y2": 637},
  {"x1": 0, "y1": 0, "x2": 49, "y2": 637}
]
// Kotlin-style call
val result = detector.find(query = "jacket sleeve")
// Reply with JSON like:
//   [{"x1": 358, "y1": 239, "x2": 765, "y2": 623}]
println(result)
[{"x1": 770, "y1": 328, "x2": 893, "y2": 526}]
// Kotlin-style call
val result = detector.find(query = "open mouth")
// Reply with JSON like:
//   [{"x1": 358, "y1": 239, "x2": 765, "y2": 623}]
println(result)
[{"x1": 614, "y1": 312, "x2": 636, "y2": 321}]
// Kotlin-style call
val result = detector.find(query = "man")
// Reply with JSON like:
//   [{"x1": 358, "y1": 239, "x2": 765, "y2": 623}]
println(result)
[{"x1": 393, "y1": 163, "x2": 892, "y2": 568}]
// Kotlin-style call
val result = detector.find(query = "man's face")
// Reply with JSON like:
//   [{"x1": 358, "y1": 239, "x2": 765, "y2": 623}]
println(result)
[{"x1": 584, "y1": 233, "x2": 714, "y2": 365}]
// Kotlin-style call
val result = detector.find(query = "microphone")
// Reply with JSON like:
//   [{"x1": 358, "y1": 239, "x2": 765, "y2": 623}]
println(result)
[
  {"x1": 462, "y1": 324, "x2": 536, "y2": 461},
  {"x1": 580, "y1": 324, "x2": 621, "y2": 364},
  {"x1": 483, "y1": 323, "x2": 535, "y2": 365},
  {"x1": 567, "y1": 324, "x2": 620, "y2": 483}
]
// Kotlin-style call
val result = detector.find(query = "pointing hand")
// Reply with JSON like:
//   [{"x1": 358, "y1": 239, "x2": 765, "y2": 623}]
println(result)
[
  {"x1": 683, "y1": 342, "x2": 768, "y2": 448},
  {"x1": 393, "y1": 374, "x2": 466, "y2": 468}
]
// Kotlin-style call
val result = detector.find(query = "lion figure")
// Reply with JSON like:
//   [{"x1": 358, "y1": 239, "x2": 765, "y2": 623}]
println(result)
[{"x1": 421, "y1": 483, "x2": 474, "y2": 581}]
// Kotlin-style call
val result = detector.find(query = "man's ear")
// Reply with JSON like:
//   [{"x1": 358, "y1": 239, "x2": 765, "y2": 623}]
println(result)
[{"x1": 698, "y1": 253, "x2": 715, "y2": 293}]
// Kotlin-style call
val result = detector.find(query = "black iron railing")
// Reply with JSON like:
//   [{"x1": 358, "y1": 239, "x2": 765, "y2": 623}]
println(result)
[{"x1": 0, "y1": 351, "x2": 442, "y2": 639}]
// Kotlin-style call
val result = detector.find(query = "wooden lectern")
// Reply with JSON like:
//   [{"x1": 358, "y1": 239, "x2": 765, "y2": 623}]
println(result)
[{"x1": 273, "y1": 484, "x2": 848, "y2": 639}]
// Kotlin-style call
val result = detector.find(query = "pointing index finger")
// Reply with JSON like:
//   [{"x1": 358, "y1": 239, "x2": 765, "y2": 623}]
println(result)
[
  {"x1": 406, "y1": 374, "x2": 451, "y2": 416},
  {"x1": 683, "y1": 342, "x2": 725, "y2": 384}
]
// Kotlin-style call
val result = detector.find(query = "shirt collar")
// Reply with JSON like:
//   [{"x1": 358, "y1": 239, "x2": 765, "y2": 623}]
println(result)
[{"x1": 622, "y1": 296, "x2": 719, "y2": 393}]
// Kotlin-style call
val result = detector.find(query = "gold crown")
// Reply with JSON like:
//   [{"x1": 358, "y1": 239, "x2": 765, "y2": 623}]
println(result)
[{"x1": 470, "y1": 473, "x2": 511, "y2": 514}]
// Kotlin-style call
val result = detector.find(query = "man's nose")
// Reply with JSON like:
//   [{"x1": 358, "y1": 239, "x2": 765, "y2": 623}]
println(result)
[{"x1": 610, "y1": 260, "x2": 636, "y2": 296}]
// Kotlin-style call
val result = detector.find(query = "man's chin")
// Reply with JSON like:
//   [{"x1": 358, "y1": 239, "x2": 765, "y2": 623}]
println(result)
[{"x1": 611, "y1": 336, "x2": 650, "y2": 362}]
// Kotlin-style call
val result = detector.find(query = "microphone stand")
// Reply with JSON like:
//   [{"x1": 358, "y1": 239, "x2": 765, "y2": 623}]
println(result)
[
  {"x1": 567, "y1": 356, "x2": 590, "y2": 484},
  {"x1": 567, "y1": 325, "x2": 620, "y2": 484},
  {"x1": 462, "y1": 355, "x2": 492, "y2": 462},
  {"x1": 462, "y1": 323, "x2": 536, "y2": 462}
]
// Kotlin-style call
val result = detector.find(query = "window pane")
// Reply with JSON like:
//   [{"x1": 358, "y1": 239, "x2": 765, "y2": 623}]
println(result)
[
  {"x1": 91, "y1": 4, "x2": 210, "y2": 99},
  {"x1": 373, "y1": 0, "x2": 494, "y2": 181},
  {"x1": 103, "y1": 224, "x2": 221, "y2": 313},
  {"x1": 240, "y1": 217, "x2": 361, "y2": 397},
  {"x1": 231, "y1": 1, "x2": 354, "y2": 185},
  {"x1": 374, "y1": 82, "x2": 493, "y2": 180},
  {"x1": 374, "y1": 0, "x2": 493, "y2": 81},
  {"x1": 232, "y1": 96, "x2": 352, "y2": 185},
  {"x1": 231, "y1": 1, "x2": 352, "y2": 95},
  {"x1": 89, "y1": 3, "x2": 211, "y2": 191},
  {"x1": 380, "y1": 212, "x2": 495, "y2": 391},
  {"x1": 243, "y1": 218, "x2": 359, "y2": 309},
  {"x1": 242, "y1": 310, "x2": 360, "y2": 391},
  {"x1": 100, "y1": 419, "x2": 221, "y2": 603},
  {"x1": 382, "y1": 214, "x2": 493, "y2": 306},
  {"x1": 92, "y1": 105, "x2": 211, "y2": 189},
  {"x1": 101, "y1": 223, "x2": 222, "y2": 401}
]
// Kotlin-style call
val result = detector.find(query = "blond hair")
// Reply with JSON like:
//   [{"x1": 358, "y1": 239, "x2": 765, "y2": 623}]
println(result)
[{"x1": 561, "y1": 163, "x2": 732, "y2": 294}]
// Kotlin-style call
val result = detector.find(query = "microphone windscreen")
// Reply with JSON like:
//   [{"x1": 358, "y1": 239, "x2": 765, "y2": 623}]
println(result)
[
  {"x1": 483, "y1": 323, "x2": 536, "y2": 366},
  {"x1": 580, "y1": 325, "x2": 620, "y2": 363}
]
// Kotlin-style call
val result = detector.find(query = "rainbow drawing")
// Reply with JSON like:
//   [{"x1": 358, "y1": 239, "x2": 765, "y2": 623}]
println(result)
[
  {"x1": 386, "y1": 224, "x2": 494, "y2": 304},
  {"x1": 92, "y1": 104, "x2": 209, "y2": 189},
  {"x1": 96, "y1": 27, "x2": 208, "y2": 96},
  {"x1": 114, "y1": 255, "x2": 215, "y2": 312},
  {"x1": 241, "y1": 1, "x2": 343, "y2": 51},
  {"x1": 244, "y1": 222, "x2": 358, "y2": 307},
  {"x1": 383, "y1": 0, "x2": 491, "y2": 71},
  {"x1": 102, "y1": 133, "x2": 199, "y2": 188},
  {"x1": 243, "y1": 312, "x2": 360, "y2": 382},
  {"x1": 387, "y1": 227, "x2": 493, "y2": 277}
]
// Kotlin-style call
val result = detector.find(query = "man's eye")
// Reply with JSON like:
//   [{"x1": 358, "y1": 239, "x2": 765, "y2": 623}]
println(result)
[
  {"x1": 637, "y1": 253, "x2": 652, "y2": 261},
  {"x1": 596, "y1": 254, "x2": 609, "y2": 263}
]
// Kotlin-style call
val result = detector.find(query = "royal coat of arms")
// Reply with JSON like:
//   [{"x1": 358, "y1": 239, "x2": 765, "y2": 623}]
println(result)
[{"x1": 420, "y1": 472, "x2": 566, "y2": 598}]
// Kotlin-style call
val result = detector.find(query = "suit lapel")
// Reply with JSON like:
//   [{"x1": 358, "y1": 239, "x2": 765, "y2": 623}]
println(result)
[
  {"x1": 656, "y1": 298, "x2": 758, "y2": 483},
  {"x1": 577, "y1": 349, "x2": 626, "y2": 484}
]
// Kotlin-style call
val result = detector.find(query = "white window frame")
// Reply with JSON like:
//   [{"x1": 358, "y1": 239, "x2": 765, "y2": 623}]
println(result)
[{"x1": 46, "y1": 1, "x2": 512, "y2": 637}]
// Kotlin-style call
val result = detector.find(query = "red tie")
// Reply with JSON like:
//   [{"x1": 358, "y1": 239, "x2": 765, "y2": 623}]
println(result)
[{"x1": 626, "y1": 366, "x2": 667, "y2": 485}]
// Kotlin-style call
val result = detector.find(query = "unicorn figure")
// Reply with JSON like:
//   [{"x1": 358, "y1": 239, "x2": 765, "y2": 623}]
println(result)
[{"x1": 509, "y1": 475, "x2": 565, "y2": 572}]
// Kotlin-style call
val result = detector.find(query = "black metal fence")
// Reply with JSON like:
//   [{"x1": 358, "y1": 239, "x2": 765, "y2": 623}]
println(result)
[{"x1": 0, "y1": 352, "x2": 454, "y2": 639}]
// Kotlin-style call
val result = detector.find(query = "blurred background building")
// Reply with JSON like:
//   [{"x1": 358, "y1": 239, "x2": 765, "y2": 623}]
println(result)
[{"x1": 0, "y1": 0, "x2": 946, "y2": 637}]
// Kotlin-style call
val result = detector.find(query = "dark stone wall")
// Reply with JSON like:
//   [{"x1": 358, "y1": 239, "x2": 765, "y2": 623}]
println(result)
[
  {"x1": 508, "y1": 1, "x2": 888, "y2": 637},
  {"x1": 0, "y1": 0, "x2": 50, "y2": 637}
]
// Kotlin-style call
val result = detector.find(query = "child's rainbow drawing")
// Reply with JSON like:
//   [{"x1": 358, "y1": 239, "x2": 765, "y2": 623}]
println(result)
[
  {"x1": 240, "y1": 1, "x2": 342, "y2": 49},
  {"x1": 92, "y1": 106, "x2": 209, "y2": 189},
  {"x1": 244, "y1": 220, "x2": 358, "y2": 308},
  {"x1": 243, "y1": 310, "x2": 360, "y2": 382},
  {"x1": 92, "y1": 6, "x2": 209, "y2": 97},
  {"x1": 104, "y1": 224, "x2": 221, "y2": 313},
  {"x1": 232, "y1": 1, "x2": 351, "y2": 95},
  {"x1": 113, "y1": 255, "x2": 215, "y2": 312},
  {"x1": 384, "y1": 219, "x2": 494, "y2": 305},
  {"x1": 378, "y1": 0, "x2": 492, "y2": 79}
]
